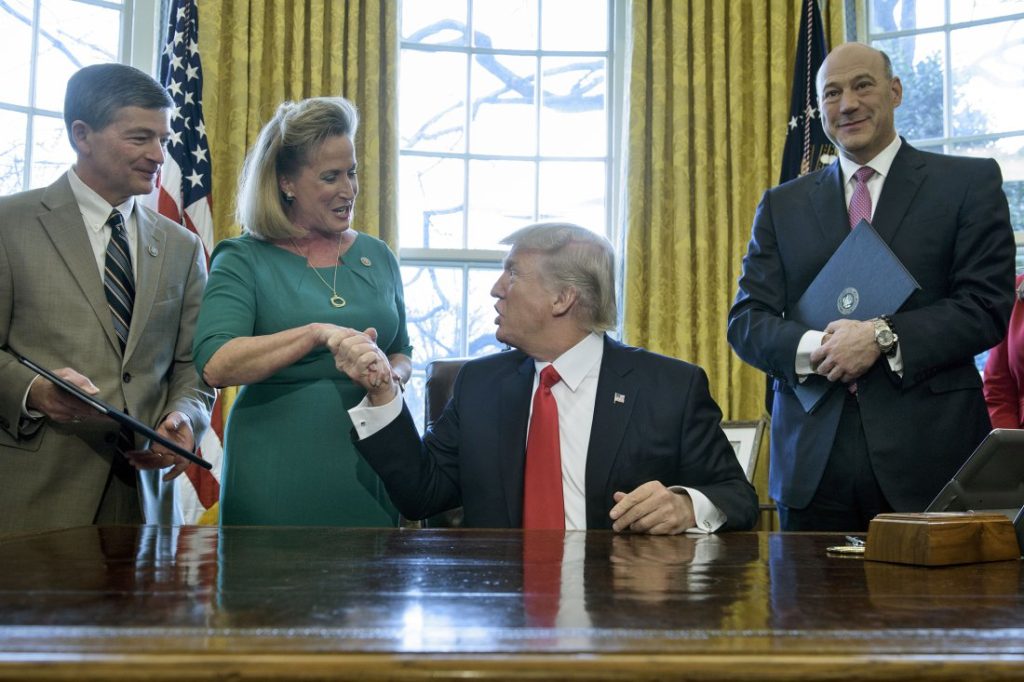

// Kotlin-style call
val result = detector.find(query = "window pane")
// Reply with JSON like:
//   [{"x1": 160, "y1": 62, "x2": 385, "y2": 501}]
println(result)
[
  {"x1": 36, "y1": 0, "x2": 120, "y2": 112},
  {"x1": 469, "y1": 54, "x2": 536, "y2": 156},
  {"x1": 0, "y1": 109, "x2": 28, "y2": 195},
  {"x1": 539, "y1": 56, "x2": 606, "y2": 156},
  {"x1": 473, "y1": 0, "x2": 537, "y2": 50},
  {"x1": 951, "y1": 0, "x2": 1024, "y2": 23},
  {"x1": 541, "y1": 0, "x2": 607, "y2": 52},
  {"x1": 400, "y1": 51, "x2": 468, "y2": 153},
  {"x1": 538, "y1": 160, "x2": 605, "y2": 229},
  {"x1": 0, "y1": 0, "x2": 34, "y2": 108},
  {"x1": 404, "y1": 373, "x2": 428, "y2": 434},
  {"x1": 951, "y1": 135, "x2": 1024, "y2": 234},
  {"x1": 875, "y1": 34, "x2": 946, "y2": 141},
  {"x1": 467, "y1": 267, "x2": 502, "y2": 356},
  {"x1": 467, "y1": 159, "x2": 536, "y2": 249},
  {"x1": 950, "y1": 20, "x2": 1024, "y2": 137},
  {"x1": 399, "y1": 156, "x2": 465, "y2": 249},
  {"x1": 868, "y1": 0, "x2": 944, "y2": 33},
  {"x1": 403, "y1": 265, "x2": 464, "y2": 369},
  {"x1": 402, "y1": 0, "x2": 468, "y2": 45},
  {"x1": 30, "y1": 113, "x2": 74, "y2": 188}
]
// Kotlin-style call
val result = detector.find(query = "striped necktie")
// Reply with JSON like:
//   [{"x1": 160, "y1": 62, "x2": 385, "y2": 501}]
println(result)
[
  {"x1": 848, "y1": 166, "x2": 876, "y2": 229},
  {"x1": 103, "y1": 210, "x2": 134, "y2": 354}
]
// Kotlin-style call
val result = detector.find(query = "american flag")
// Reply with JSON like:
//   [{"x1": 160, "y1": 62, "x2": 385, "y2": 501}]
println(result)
[{"x1": 154, "y1": 0, "x2": 222, "y2": 524}]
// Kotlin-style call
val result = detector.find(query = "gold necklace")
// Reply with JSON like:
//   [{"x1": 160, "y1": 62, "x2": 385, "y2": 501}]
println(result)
[{"x1": 291, "y1": 237, "x2": 346, "y2": 308}]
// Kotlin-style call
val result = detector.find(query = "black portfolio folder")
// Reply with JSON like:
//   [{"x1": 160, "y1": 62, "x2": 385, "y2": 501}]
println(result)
[
  {"x1": 10, "y1": 350, "x2": 212, "y2": 470},
  {"x1": 791, "y1": 219, "x2": 920, "y2": 413}
]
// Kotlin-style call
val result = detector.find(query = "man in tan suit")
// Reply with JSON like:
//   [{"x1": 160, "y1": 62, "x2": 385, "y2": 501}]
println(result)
[{"x1": 0, "y1": 63, "x2": 213, "y2": 536}]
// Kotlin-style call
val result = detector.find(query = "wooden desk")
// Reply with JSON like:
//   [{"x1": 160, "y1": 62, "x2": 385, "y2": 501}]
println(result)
[{"x1": 0, "y1": 526, "x2": 1022, "y2": 680}]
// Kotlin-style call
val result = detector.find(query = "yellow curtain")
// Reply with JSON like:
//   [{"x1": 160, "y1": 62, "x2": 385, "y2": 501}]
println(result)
[
  {"x1": 199, "y1": 0, "x2": 398, "y2": 246},
  {"x1": 624, "y1": 0, "x2": 845, "y2": 423}
]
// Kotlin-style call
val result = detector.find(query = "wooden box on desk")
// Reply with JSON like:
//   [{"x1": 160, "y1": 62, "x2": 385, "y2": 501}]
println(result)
[{"x1": 864, "y1": 512, "x2": 1020, "y2": 566}]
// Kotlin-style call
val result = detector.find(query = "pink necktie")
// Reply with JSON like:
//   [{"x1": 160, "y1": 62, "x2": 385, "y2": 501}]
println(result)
[
  {"x1": 848, "y1": 166, "x2": 876, "y2": 229},
  {"x1": 523, "y1": 365, "x2": 565, "y2": 529}
]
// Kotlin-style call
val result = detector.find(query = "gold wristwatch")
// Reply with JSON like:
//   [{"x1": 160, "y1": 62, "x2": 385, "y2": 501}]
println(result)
[{"x1": 872, "y1": 317, "x2": 898, "y2": 356}]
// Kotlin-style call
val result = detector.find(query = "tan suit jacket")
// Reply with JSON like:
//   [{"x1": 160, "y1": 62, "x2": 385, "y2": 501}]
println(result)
[{"x1": 0, "y1": 174, "x2": 213, "y2": 535}]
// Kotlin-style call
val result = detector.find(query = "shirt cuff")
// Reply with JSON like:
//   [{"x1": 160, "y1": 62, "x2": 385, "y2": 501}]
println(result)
[
  {"x1": 795, "y1": 330, "x2": 826, "y2": 379},
  {"x1": 348, "y1": 391, "x2": 404, "y2": 440},
  {"x1": 885, "y1": 344, "x2": 904, "y2": 376},
  {"x1": 21, "y1": 376, "x2": 45, "y2": 421},
  {"x1": 668, "y1": 485, "x2": 726, "y2": 533}
]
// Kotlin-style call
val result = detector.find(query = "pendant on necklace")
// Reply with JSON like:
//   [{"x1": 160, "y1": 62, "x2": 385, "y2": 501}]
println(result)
[{"x1": 330, "y1": 294, "x2": 347, "y2": 308}]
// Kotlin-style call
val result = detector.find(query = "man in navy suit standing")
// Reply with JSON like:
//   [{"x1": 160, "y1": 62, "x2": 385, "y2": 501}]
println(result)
[
  {"x1": 330, "y1": 222, "x2": 758, "y2": 534},
  {"x1": 728, "y1": 42, "x2": 1015, "y2": 531}
]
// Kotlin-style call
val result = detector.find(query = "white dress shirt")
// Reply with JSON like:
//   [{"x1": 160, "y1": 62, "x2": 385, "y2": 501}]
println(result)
[
  {"x1": 350, "y1": 333, "x2": 725, "y2": 532},
  {"x1": 795, "y1": 135, "x2": 904, "y2": 378},
  {"x1": 67, "y1": 166, "x2": 140, "y2": 276}
]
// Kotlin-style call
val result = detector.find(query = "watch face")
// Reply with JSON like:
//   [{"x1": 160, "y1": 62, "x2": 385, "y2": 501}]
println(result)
[{"x1": 877, "y1": 329, "x2": 894, "y2": 348}]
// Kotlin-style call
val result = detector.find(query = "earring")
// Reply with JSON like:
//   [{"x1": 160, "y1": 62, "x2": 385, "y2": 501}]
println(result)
[{"x1": 283, "y1": 192, "x2": 295, "y2": 204}]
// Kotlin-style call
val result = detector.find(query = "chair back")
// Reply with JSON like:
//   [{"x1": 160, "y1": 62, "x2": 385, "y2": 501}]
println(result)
[
  {"x1": 421, "y1": 357, "x2": 471, "y2": 528},
  {"x1": 424, "y1": 358, "x2": 470, "y2": 428}
]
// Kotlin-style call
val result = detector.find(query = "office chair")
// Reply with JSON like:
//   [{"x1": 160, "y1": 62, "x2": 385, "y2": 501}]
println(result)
[{"x1": 420, "y1": 357, "x2": 471, "y2": 528}]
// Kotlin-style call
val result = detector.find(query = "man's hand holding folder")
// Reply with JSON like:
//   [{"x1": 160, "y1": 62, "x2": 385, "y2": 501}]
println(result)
[
  {"x1": 26, "y1": 367, "x2": 104, "y2": 424},
  {"x1": 123, "y1": 410, "x2": 196, "y2": 481},
  {"x1": 789, "y1": 220, "x2": 920, "y2": 413},
  {"x1": 811, "y1": 318, "x2": 881, "y2": 384}
]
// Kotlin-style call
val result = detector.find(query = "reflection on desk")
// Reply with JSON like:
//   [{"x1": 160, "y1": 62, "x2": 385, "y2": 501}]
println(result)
[{"x1": 0, "y1": 526, "x2": 1022, "y2": 680}]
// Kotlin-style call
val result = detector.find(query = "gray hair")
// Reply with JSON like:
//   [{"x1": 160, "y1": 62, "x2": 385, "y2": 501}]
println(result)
[
  {"x1": 501, "y1": 222, "x2": 617, "y2": 333},
  {"x1": 236, "y1": 97, "x2": 359, "y2": 240},
  {"x1": 63, "y1": 63, "x2": 172, "y2": 150}
]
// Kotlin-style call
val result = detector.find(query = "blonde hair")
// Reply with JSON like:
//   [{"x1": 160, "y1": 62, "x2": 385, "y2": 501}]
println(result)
[
  {"x1": 500, "y1": 222, "x2": 617, "y2": 333},
  {"x1": 235, "y1": 97, "x2": 359, "y2": 240}
]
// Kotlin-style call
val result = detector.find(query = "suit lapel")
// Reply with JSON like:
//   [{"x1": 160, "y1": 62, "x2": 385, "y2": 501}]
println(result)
[
  {"x1": 499, "y1": 354, "x2": 534, "y2": 525},
  {"x1": 872, "y1": 141, "x2": 925, "y2": 245},
  {"x1": 810, "y1": 161, "x2": 850, "y2": 254},
  {"x1": 37, "y1": 178, "x2": 121, "y2": 355},
  {"x1": 126, "y1": 207, "x2": 166, "y2": 362},
  {"x1": 584, "y1": 337, "x2": 638, "y2": 512}
]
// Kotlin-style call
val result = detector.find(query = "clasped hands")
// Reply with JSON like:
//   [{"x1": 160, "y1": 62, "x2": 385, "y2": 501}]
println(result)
[
  {"x1": 325, "y1": 327, "x2": 397, "y2": 405},
  {"x1": 809, "y1": 318, "x2": 881, "y2": 383},
  {"x1": 27, "y1": 369, "x2": 195, "y2": 480}
]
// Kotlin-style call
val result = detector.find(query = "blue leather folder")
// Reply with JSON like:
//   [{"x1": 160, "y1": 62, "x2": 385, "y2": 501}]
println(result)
[{"x1": 791, "y1": 219, "x2": 920, "y2": 413}]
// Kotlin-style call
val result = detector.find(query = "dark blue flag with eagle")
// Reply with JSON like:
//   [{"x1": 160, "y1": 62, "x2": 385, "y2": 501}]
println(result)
[{"x1": 779, "y1": 0, "x2": 834, "y2": 185}]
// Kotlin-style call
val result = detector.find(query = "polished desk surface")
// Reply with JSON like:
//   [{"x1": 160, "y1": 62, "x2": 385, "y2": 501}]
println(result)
[{"x1": 0, "y1": 526, "x2": 1022, "y2": 680}]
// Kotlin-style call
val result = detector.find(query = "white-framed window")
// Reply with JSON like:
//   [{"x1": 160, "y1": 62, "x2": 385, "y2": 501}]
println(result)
[
  {"x1": 865, "y1": 1, "x2": 1024, "y2": 371},
  {"x1": 865, "y1": 2, "x2": 1024, "y2": 246},
  {"x1": 0, "y1": 0, "x2": 159, "y2": 194},
  {"x1": 398, "y1": 0, "x2": 627, "y2": 429}
]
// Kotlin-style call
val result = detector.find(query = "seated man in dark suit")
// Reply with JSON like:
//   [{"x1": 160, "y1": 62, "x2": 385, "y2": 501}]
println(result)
[{"x1": 329, "y1": 222, "x2": 758, "y2": 533}]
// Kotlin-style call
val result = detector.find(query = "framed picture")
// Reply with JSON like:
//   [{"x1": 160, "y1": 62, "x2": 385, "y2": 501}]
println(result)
[{"x1": 721, "y1": 419, "x2": 766, "y2": 482}]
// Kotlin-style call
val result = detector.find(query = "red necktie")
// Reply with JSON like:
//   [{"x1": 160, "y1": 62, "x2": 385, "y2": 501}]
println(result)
[
  {"x1": 523, "y1": 365, "x2": 564, "y2": 529},
  {"x1": 848, "y1": 166, "x2": 876, "y2": 229}
]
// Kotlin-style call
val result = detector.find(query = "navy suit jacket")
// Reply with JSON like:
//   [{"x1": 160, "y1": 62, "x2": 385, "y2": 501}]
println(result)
[
  {"x1": 356, "y1": 336, "x2": 759, "y2": 531},
  {"x1": 728, "y1": 141, "x2": 1015, "y2": 510}
]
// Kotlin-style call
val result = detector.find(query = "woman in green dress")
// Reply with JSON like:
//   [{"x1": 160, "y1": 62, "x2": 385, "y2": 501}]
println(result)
[{"x1": 193, "y1": 97, "x2": 411, "y2": 526}]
